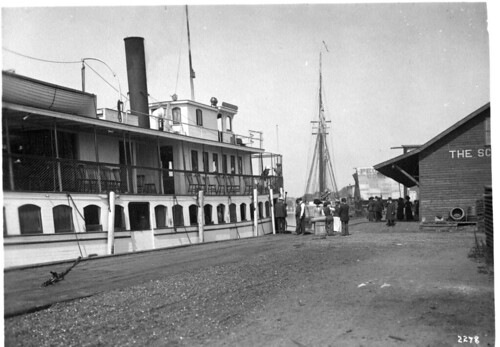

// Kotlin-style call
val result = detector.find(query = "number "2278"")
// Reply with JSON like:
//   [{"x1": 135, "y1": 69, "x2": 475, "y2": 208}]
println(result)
[{"x1": 458, "y1": 335, "x2": 479, "y2": 344}]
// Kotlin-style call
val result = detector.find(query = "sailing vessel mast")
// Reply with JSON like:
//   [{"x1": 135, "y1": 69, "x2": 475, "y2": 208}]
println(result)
[
  {"x1": 305, "y1": 51, "x2": 339, "y2": 199},
  {"x1": 318, "y1": 52, "x2": 325, "y2": 193}
]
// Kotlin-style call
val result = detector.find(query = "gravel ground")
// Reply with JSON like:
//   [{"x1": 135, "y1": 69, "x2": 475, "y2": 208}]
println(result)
[
  {"x1": 3, "y1": 222, "x2": 495, "y2": 347},
  {"x1": 5, "y1": 240, "x2": 311, "y2": 346}
]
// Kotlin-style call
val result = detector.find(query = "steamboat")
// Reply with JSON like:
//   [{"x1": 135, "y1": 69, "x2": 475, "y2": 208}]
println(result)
[{"x1": 2, "y1": 35, "x2": 283, "y2": 268}]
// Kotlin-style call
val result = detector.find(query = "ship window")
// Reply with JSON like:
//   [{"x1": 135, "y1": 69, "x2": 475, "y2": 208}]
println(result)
[
  {"x1": 53, "y1": 205, "x2": 74, "y2": 233},
  {"x1": 238, "y1": 156, "x2": 243, "y2": 174},
  {"x1": 203, "y1": 152, "x2": 209, "y2": 173},
  {"x1": 19, "y1": 204, "x2": 43, "y2": 234},
  {"x1": 204, "y1": 204, "x2": 213, "y2": 225},
  {"x1": 189, "y1": 204, "x2": 198, "y2": 226},
  {"x1": 212, "y1": 153, "x2": 219, "y2": 172},
  {"x1": 172, "y1": 107, "x2": 181, "y2": 125},
  {"x1": 84, "y1": 205, "x2": 101, "y2": 231},
  {"x1": 173, "y1": 204, "x2": 184, "y2": 227},
  {"x1": 240, "y1": 203, "x2": 247, "y2": 221},
  {"x1": 115, "y1": 205, "x2": 125, "y2": 231},
  {"x1": 196, "y1": 109, "x2": 203, "y2": 126},
  {"x1": 229, "y1": 203, "x2": 237, "y2": 223},
  {"x1": 258, "y1": 202, "x2": 263, "y2": 219},
  {"x1": 217, "y1": 204, "x2": 226, "y2": 224},
  {"x1": 155, "y1": 205, "x2": 167, "y2": 229},
  {"x1": 265, "y1": 201, "x2": 270, "y2": 218},
  {"x1": 222, "y1": 155, "x2": 228, "y2": 174},
  {"x1": 191, "y1": 150, "x2": 199, "y2": 172},
  {"x1": 128, "y1": 202, "x2": 150, "y2": 230},
  {"x1": 250, "y1": 203, "x2": 255, "y2": 220},
  {"x1": 485, "y1": 116, "x2": 491, "y2": 146}
]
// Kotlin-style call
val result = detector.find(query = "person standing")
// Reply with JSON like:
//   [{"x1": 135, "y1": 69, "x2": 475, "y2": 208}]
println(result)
[
  {"x1": 404, "y1": 196, "x2": 414, "y2": 221},
  {"x1": 323, "y1": 201, "x2": 334, "y2": 236},
  {"x1": 397, "y1": 197, "x2": 405, "y2": 221},
  {"x1": 332, "y1": 200, "x2": 341, "y2": 234},
  {"x1": 385, "y1": 197, "x2": 397, "y2": 226},
  {"x1": 295, "y1": 198, "x2": 306, "y2": 235},
  {"x1": 338, "y1": 197, "x2": 350, "y2": 236},
  {"x1": 373, "y1": 196, "x2": 383, "y2": 222},
  {"x1": 414, "y1": 200, "x2": 420, "y2": 221},
  {"x1": 273, "y1": 163, "x2": 282, "y2": 176},
  {"x1": 260, "y1": 166, "x2": 271, "y2": 191},
  {"x1": 367, "y1": 197, "x2": 375, "y2": 221},
  {"x1": 274, "y1": 197, "x2": 287, "y2": 233}
]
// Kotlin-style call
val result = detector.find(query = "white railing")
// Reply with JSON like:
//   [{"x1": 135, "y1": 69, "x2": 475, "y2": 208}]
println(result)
[
  {"x1": 97, "y1": 109, "x2": 263, "y2": 149},
  {"x1": 148, "y1": 114, "x2": 261, "y2": 148}
]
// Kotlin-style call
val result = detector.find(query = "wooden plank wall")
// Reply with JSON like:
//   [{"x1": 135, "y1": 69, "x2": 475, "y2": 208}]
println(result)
[
  {"x1": 419, "y1": 112, "x2": 491, "y2": 222},
  {"x1": 484, "y1": 185, "x2": 493, "y2": 249}
]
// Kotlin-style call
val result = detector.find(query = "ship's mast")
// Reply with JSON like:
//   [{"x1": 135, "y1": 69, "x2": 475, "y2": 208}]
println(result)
[
  {"x1": 305, "y1": 50, "x2": 338, "y2": 199},
  {"x1": 318, "y1": 52, "x2": 325, "y2": 193},
  {"x1": 312, "y1": 52, "x2": 328, "y2": 194},
  {"x1": 185, "y1": 5, "x2": 195, "y2": 100}
]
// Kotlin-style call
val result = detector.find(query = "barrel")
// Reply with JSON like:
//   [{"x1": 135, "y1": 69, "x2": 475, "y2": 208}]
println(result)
[{"x1": 310, "y1": 216, "x2": 326, "y2": 236}]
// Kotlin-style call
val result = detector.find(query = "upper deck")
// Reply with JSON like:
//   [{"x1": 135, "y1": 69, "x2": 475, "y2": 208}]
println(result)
[
  {"x1": 2, "y1": 71, "x2": 283, "y2": 197},
  {"x1": 2, "y1": 71, "x2": 263, "y2": 152}
]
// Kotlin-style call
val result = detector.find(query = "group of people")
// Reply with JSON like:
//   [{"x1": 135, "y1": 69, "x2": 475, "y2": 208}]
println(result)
[
  {"x1": 366, "y1": 196, "x2": 385, "y2": 222},
  {"x1": 293, "y1": 197, "x2": 350, "y2": 236},
  {"x1": 367, "y1": 195, "x2": 418, "y2": 226},
  {"x1": 275, "y1": 194, "x2": 419, "y2": 235}
]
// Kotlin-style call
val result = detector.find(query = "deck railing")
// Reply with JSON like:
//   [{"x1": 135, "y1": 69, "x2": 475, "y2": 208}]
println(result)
[
  {"x1": 147, "y1": 113, "x2": 262, "y2": 149},
  {"x1": 3, "y1": 154, "x2": 283, "y2": 196}
]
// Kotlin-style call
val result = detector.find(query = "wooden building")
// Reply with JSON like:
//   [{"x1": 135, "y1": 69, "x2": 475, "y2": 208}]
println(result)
[{"x1": 374, "y1": 103, "x2": 491, "y2": 223}]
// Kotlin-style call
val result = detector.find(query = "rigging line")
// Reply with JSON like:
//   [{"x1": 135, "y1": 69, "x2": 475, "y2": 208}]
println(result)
[
  {"x1": 326, "y1": 159, "x2": 339, "y2": 195},
  {"x1": 304, "y1": 117, "x2": 317, "y2": 190},
  {"x1": 2, "y1": 47, "x2": 81, "y2": 64},
  {"x1": 147, "y1": 93, "x2": 161, "y2": 103},
  {"x1": 305, "y1": 138, "x2": 319, "y2": 193},
  {"x1": 323, "y1": 133, "x2": 337, "y2": 176},
  {"x1": 327, "y1": 151, "x2": 339, "y2": 193},
  {"x1": 83, "y1": 61, "x2": 126, "y2": 99},
  {"x1": 322, "y1": 41, "x2": 330, "y2": 53},
  {"x1": 323, "y1": 141, "x2": 338, "y2": 191},
  {"x1": 304, "y1": 135, "x2": 320, "y2": 194},
  {"x1": 66, "y1": 193, "x2": 84, "y2": 258},
  {"x1": 325, "y1": 153, "x2": 339, "y2": 195}
]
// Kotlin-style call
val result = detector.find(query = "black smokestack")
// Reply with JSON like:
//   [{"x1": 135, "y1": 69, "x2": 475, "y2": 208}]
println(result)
[{"x1": 124, "y1": 37, "x2": 150, "y2": 129}]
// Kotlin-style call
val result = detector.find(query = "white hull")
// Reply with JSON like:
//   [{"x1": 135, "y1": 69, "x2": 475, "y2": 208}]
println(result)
[{"x1": 4, "y1": 191, "x2": 275, "y2": 268}]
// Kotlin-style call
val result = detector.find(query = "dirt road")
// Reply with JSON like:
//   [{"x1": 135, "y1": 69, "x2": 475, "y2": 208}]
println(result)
[{"x1": 4, "y1": 221, "x2": 494, "y2": 346}]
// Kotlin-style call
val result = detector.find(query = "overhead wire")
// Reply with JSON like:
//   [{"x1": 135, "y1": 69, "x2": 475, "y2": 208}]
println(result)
[
  {"x1": 3, "y1": 46, "x2": 81, "y2": 64},
  {"x1": 3, "y1": 46, "x2": 126, "y2": 107}
]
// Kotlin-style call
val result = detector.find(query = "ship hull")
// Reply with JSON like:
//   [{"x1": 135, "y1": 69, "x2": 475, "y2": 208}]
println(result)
[{"x1": 4, "y1": 191, "x2": 274, "y2": 268}]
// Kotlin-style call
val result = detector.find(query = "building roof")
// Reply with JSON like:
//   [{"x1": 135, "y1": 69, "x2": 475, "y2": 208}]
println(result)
[{"x1": 373, "y1": 102, "x2": 490, "y2": 187}]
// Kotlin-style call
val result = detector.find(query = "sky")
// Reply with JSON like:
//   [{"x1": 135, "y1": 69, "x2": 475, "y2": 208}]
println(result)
[{"x1": 1, "y1": 1, "x2": 495, "y2": 198}]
